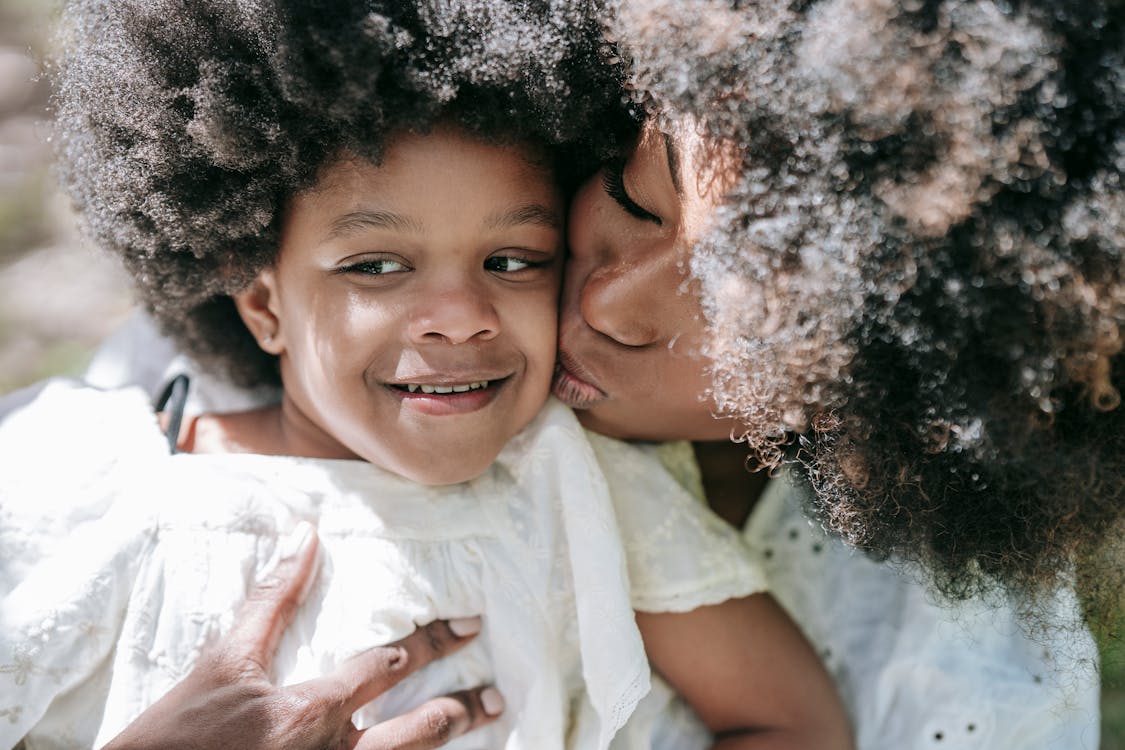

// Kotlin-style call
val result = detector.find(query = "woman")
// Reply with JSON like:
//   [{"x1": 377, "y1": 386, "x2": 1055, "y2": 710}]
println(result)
[
  {"x1": 553, "y1": 1, "x2": 1119, "y2": 745},
  {"x1": 47, "y1": 0, "x2": 1124, "y2": 747}
]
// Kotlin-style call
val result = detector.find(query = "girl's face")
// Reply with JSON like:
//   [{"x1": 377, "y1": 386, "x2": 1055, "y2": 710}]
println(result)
[
  {"x1": 554, "y1": 122, "x2": 741, "y2": 441},
  {"x1": 239, "y1": 127, "x2": 563, "y2": 484}
]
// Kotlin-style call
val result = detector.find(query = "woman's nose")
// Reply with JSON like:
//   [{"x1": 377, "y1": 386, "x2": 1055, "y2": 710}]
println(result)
[
  {"x1": 407, "y1": 283, "x2": 500, "y2": 345},
  {"x1": 577, "y1": 260, "x2": 664, "y2": 347},
  {"x1": 564, "y1": 172, "x2": 685, "y2": 349}
]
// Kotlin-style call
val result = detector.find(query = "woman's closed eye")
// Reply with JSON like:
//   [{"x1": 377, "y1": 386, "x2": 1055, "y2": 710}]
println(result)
[{"x1": 601, "y1": 160, "x2": 663, "y2": 226}]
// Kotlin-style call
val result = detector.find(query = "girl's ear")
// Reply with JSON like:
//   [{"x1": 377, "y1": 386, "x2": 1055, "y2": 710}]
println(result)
[{"x1": 234, "y1": 270, "x2": 284, "y2": 355}]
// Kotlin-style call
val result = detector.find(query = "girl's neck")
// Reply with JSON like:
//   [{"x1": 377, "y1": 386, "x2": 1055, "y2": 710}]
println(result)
[
  {"x1": 691, "y1": 440, "x2": 770, "y2": 530},
  {"x1": 180, "y1": 402, "x2": 358, "y2": 460},
  {"x1": 175, "y1": 406, "x2": 283, "y2": 455}
]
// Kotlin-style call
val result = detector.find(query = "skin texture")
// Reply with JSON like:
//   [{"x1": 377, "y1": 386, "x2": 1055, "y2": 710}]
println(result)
[
  {"x1": 638, "y1": 598, "x2": 852, "y2": 750},
  {"x1": 555, "y1": 122, "x2": 742, "y2": 442},
  {"x1": 102, "y1": 525, "x2": 502, "y2": 750},
  {"x1": 555, "y1": 123, "x2": 769, "y2": 526},
  {"x1": 230, "y1": 128, "x2": 564, "y2": 484}
]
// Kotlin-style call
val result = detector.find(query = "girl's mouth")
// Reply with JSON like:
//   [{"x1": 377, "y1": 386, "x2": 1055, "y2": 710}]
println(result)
[
  {"x1": 390, "y1": 380, "x2": 492, "y2": 395},
  {"x1": 552, "y1": 356, "x2": 607, "y2": 409},
  {"x1": 387, "y1": 377, "x2": 508, "y2": 416}
]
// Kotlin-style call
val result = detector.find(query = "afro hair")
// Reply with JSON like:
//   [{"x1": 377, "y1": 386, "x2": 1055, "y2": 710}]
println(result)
[
  {"x1": 613, "y1": 0, "x2": 1125, "y2": 618},
  {"x1": 55, "y1": 0, "x2": 635, "y2": 387}
]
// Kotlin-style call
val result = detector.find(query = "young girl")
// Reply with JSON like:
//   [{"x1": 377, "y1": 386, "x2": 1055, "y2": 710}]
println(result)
[{"x1": 0, "y1": 2, "x2": 851, "y2": 749}]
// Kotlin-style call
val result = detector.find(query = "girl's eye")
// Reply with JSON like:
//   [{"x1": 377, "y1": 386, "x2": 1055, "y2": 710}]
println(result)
[
  {"x1": 601, "y1": 160, "x2": 663, "y2": 226},
  {"x1": 341, "y1": 258, "x2": 409, "y2": 275},
  {"x1": 485, "y1": 255, "x2": 541, "y2": 273}
]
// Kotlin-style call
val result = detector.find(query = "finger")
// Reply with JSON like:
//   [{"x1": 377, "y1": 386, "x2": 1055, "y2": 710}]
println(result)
[
  {"x1": 305, "y1": 617, "x2": 483, "y2": 715},
  {"x1": 351, "y1": 687, "x2": 504, "y2": 750},
  {"x1": 224, "y1": 522, "x2": 320, "y2": 672}
]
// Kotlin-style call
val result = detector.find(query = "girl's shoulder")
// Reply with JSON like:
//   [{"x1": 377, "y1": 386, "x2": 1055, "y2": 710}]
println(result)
[
  {"x1": 0, "y1": 377, "x2": 167, "y2": 469},
  {"x1": 0, "y1": 379, "x2": 167, "y2": 605},
  {"x1": 581, "y1": 428, "x2": 770, "y2": 614},
  {"x1": 0, "y1": 378, "x2": 168, "y2": 543}
]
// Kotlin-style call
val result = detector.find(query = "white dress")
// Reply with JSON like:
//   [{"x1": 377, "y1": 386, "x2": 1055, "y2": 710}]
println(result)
[
  {"x1": 744, "y1": 477, "x2": 1100, "y2": 750},
  {"x1": 0, "y1": 379, "x2": 764, "y2": 750},
  {"x1": 67, "y1": 313, "x2": 1104, "y2": 748},
  {"x1": 653, "y1": 442, "x2": 1101, "y2": 749}
]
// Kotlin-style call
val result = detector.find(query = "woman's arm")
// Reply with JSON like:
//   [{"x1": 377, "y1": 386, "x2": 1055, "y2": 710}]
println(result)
[
  {"x1": 637, "y1": 592, "x2": 853, "y2": 750},
  {"x1": 102, "y1": 528, "x2": 502, "y2": 750}
]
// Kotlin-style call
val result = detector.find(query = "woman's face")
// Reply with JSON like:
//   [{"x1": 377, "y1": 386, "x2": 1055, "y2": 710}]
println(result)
[{"x1": 553, "y1": 122, "x2": 742, "y2": 441}]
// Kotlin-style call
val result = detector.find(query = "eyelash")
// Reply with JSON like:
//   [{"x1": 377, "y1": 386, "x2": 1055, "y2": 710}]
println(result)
[
  {"x1": 484, "y1": 255, "x2": 552, "y2": 273},
  {"x1": 338, "y1": 255, "x2": 551, "y2": 276},
  {"x1": 601, "y1": 161, "x2": 663, "y2": 226},
  {"x1": 338, "y1": 258, "x2": 409, "y2": 275}
]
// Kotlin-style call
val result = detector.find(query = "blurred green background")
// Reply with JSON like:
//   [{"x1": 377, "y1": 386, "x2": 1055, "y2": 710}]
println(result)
[
  {"x1": 0, "y1": 0, "x2": 131, "y2": 396},
  {"x1": 0, "y1": 1, "x2": 1121, "y2": 746}
]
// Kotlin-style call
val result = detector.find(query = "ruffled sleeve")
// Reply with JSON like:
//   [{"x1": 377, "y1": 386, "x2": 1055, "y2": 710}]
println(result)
[
  {"x1": 0, "y1": 503, "x2": 155, "y2": 749},
  {"x1": 0, "y1": 380, "x2": 164, "y2": 748},
  {"x1": 0, "y1": 380, "x2": 167, "y2": 593},
  {"x1": 585, "y1": 434, "x2": 770, "y2": 614}
]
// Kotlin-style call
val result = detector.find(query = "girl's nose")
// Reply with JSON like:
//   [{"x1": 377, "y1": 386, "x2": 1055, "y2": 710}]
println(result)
[{"x1": 407, "y1": 284, "x2": 500, "y2": 345}]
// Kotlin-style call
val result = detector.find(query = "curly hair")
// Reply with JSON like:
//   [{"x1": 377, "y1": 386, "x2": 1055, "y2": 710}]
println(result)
[
  {"x1": 613, "y1": 0, "x2": 1125, "y2": 617},
  {"x1": 55, "y1": 0, "x2": 634, "y2": 387}
]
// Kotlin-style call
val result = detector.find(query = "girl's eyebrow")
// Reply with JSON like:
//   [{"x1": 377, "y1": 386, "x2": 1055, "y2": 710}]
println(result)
[
  {"x1": 326, "y1": 209, "x2": 423, "y2": 238},
  {"x1": 484, "y1": 203, "x2": 561, "y2": 230}
]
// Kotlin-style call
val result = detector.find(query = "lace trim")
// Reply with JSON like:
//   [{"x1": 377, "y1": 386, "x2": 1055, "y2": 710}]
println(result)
[
  {"x1": 632, "y1": 569, "x2": 770, "y2": 613},
  {"x1": 603, "y1": 659, "x2": 652, "y2": 747}
]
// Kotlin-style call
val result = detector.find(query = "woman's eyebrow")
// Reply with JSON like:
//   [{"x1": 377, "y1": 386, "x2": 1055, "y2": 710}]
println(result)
[
  {"x1": 484, "y1": 203, "x2": 561, "y2": 230},
  {"x1": 326, "y1": 209, "x2": 423, "y2": 238},
  {"x1": 663, "y1": 132, "x2": 683, "y2": 196}
]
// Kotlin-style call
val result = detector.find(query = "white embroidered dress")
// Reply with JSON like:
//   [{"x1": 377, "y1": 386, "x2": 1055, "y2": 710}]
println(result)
[
  {"x1": 0, "y1": 380, "x2": 764, "y2": 750},
  {"x1": 653, "y1": 441, "x2": 1101, "y2": 749},
  {"x1": 744, "y1": 477, "x2": 1101, "y2": 750},
  {"x1": 16, "y1": 312, "x2": 1103, "y2": 749}
]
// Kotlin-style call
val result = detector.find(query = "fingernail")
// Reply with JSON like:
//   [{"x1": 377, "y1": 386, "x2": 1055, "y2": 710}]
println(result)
[
  {"x1": 279, "y1": 521, "x2": 315, "y2": 560},
  {"x1": 480, "y1": 687, "x2": 505, "y2": 716},
  {"x1": 448, "y1": 616, "x2": 482, "y2": 637}
]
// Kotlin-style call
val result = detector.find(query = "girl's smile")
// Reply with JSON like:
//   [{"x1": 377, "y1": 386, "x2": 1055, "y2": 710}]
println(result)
[{"x1": 385, "y1": 375, "x2": 509, "y2": 417}]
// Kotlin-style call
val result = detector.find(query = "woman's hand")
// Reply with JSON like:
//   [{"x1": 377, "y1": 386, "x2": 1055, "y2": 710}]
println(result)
[{"x1": 102, "y1": 523, "x2": 503, "y2": 750}]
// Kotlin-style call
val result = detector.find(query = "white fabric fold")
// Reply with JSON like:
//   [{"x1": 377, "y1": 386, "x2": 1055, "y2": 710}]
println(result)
[{"x1": 0, "y1": 382, "x2": 756, "y2": 750}]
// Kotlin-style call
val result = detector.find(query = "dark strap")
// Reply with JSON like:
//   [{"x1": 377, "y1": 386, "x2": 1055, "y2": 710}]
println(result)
[{"x1": 153, "y1": 374, "x2": 191, "y2": 455}]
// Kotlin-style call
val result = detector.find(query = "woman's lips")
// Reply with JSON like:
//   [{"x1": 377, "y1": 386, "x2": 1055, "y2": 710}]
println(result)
[{"x1": 552, "y1": 354, "x2": 607, "y2": 409}]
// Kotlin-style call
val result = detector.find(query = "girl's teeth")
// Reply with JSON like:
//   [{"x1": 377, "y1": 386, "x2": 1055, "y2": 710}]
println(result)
[{"x1": 402, "y1": 380, "x2": 491, "y2": 393}]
